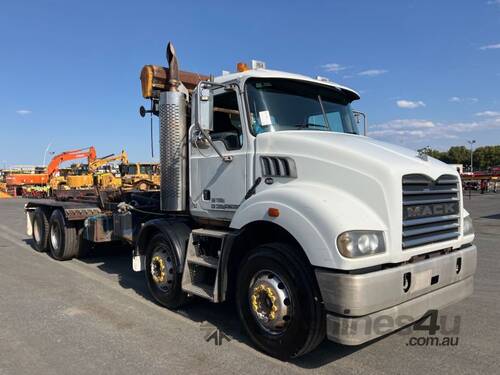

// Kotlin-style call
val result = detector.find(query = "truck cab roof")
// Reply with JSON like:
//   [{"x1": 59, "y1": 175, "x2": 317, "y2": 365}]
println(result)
[{"x1": 213, "y1": 68, "x2": 360, "y2": 102}]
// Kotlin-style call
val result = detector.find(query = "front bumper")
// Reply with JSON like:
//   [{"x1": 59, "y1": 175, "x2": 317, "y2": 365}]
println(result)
[{"x1": 315, "y1": 244, "x2": 477, "y2": 345}]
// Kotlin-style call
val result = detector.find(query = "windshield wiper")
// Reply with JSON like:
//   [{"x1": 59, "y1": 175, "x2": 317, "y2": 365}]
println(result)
[
  {"x1": 317, "y1": 94, "x2": 330, "y2": 129},
  {"x1": 295, "y1": 123, "x2": 328, "y2": 129}
]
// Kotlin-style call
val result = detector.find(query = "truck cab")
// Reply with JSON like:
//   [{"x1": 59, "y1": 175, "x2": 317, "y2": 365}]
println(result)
[{"x1": 185, "y1": 66, "x2": 476, "y2": 353}]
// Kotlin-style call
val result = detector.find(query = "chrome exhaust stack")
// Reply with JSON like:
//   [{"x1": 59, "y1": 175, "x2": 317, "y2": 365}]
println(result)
[{"x1": 158, "y1": 43, "x2": 187, "y2": 212}]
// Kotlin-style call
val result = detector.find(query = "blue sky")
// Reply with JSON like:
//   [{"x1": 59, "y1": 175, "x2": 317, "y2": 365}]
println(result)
[{"x1": 1, "y1": 0, "x2": 499, "y2": 167}]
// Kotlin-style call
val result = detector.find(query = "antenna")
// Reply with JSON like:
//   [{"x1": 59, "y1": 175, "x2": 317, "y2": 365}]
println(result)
[
  {"x1": 139, "y1": 99, "x2": 155, "y2": 157},
  {"x1": 150, "y1": 111, "x2": 154, "y2": 158}
]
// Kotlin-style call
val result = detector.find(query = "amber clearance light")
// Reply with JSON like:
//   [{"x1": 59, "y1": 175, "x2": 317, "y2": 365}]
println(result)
[
  {"x1": 237, "y1": 62, "x2": 249, "y2": 72},
  {"x1": 268, "y1": 208, "x2": 280, "y2": 217}
]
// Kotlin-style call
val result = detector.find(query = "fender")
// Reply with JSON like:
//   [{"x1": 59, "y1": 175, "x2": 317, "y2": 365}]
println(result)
[
  {"x1": 135, "y1": 218, "x2": 192, "y2": 273},
  {"x1": 230, "y1": 182, "x2": 388, "y2": 270}
]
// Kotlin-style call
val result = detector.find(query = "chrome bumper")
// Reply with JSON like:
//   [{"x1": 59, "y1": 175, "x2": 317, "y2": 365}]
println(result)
[{"x1": 316, "y1": 244, "x2": 477, "y2": 345}]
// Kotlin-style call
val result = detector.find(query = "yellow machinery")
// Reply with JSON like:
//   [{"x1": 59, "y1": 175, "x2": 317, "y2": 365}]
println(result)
[
  {"x1": 94, "y1": 151, "x2": 129, "y2": 189},
  {"x1": 66, "y1": 151, "x2": 128, "y2": 189},
  {"x1": 120, "y1": 162, "x2": 160, "y2": 190},
  {"x1": 49, "y1": 168, "x2": 72, "y2": 190},
  {"x1": 65, "y1": 165, "x2": 94, "y2": 189}
]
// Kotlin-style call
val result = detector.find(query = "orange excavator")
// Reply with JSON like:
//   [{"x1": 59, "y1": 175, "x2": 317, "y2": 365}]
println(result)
[{"x1": 6, "y1": 147, "x2": 97, "y2": 197}]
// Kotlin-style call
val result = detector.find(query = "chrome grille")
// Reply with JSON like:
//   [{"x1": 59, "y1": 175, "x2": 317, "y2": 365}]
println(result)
[{"x1": 402, "y1": 174, "x2": 460, "y2": 249}]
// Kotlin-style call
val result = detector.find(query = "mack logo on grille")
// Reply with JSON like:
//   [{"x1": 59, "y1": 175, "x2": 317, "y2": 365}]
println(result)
[{"x1": 404, "y1": 202, "x2": 459, "y2": 219}]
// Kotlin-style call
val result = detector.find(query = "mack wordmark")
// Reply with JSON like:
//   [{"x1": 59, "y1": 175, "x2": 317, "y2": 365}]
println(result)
[{"x1": 25, "y1": 42, "x2": 476, "y2": 359}]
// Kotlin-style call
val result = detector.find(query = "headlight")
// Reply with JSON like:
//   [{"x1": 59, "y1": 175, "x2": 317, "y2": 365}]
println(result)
[
  {"x1": 337, "y1": 231, "x2": 385, "y2": 258},
  {"x1": 463, "y1": 215, "x2": 474, "y2": 236}
]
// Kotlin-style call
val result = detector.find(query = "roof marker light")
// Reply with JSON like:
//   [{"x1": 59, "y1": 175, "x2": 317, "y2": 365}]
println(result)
[
  {"x1": 316, "y1": 76, "x2": 330, "y2": 82},
  {"x1": 237, "y1": 62, "x2": 249, "y2": 72},
  {"x1": 251, "y1": 60, "x2": 266, "y2": 70}
]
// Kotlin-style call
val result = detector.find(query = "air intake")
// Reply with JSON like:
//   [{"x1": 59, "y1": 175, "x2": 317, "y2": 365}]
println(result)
[
  {"x1": 159, "y1": 91, "x2": 187, "y2": 211},
  {"x1": 260, "y1": 156, "x2": 297, "y2": 178}
]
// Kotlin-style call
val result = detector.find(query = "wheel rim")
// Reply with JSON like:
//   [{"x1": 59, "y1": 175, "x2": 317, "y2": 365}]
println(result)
[
  {"x1": 248, "y1": 270, "x2": 293, "y2": 334},
  {"x1": 150, "y1": 246, "x2": 175, "y2": 292},
  {"x1": 50, "y1": 221, "x2": 61, "y2": 250},
  {"x1": 33, "y1": 219, "x2": 41, "y2": 243}
]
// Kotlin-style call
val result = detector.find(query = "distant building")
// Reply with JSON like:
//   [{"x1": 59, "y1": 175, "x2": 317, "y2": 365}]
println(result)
[{"x1": 8, "y1": 165, "x2": 46, "y2": 174}]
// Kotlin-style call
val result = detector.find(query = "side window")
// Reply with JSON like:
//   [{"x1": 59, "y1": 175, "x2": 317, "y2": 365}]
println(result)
[{"x1": 211, "y1": 91, "x2": 242, "y2": 150}]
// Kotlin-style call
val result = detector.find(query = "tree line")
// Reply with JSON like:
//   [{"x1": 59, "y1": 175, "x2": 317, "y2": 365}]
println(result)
[{"x1": 426, "y1": 145, "x2": 500, "y2": 171}]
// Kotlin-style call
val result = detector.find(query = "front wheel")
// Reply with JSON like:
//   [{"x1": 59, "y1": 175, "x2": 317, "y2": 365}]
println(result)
[
  {"x1": 236, "y1": 243, "x2": 325, "y2": 360},
  {"x1": 145, "y1": 233, "x2": 187, "y2": 309}
]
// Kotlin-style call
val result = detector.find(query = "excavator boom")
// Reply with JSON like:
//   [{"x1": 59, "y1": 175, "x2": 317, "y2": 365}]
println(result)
[
  {"x1": 47, "y1": 146, "x2": 97, "y2": 177},
  {"x1": 6, "y1": 146, "x2": 97, "y2": 190},
  {"x1": 88, "y1": 150, "x2": 128, "y2": 172}
]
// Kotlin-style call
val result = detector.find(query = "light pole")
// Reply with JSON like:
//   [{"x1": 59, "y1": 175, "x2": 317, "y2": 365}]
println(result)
[
  {"x1": 467, "y1": 140, "x2": 476, "y2": 172},
  {"x1": 43, "y1": 142, "x2": 52, "y2": 166}
]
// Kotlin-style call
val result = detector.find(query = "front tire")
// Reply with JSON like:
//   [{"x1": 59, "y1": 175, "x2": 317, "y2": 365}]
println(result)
[
  {"x1": 145, "y1": 233, "x2": 187, "y2": 309},
  {"x1": 236, "y1": 242, "x2": 325, "y2": 360}
]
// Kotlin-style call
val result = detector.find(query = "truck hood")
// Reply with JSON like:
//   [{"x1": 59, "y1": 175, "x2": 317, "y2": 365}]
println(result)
[
  {"x1": 255, "y1": 131, "x2": 462, "y2": 262},
  {"x1": 255, "y1": 131, "x2": 456, "y2": 181}
]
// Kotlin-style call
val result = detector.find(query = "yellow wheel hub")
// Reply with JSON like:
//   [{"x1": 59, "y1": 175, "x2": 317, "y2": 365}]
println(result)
[
  {"x1": 251, "y1": 284, "x2": 279, "y2": 321},
  {"x1": 151, "y1": 255, "x2": 166, "y2": 283},
  {"x1": 248, "y1": 271, "x2": 292, "y2": 333}
]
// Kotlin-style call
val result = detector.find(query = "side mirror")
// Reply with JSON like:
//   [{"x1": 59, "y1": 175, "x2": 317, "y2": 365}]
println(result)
[
  {"x1": 192, "y1": 82, "x2": 233, "y2": 163},
  {"x1": 196, "y1": 86, "x2": 213, "y2": 131},
  {"x1": 353, "y1": 110, "x2": 368, "y2": 136}
]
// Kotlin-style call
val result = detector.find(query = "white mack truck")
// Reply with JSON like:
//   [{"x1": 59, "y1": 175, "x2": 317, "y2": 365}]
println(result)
[{"x1": 25, "y1": 42, "x2": 476, "y2": 359}]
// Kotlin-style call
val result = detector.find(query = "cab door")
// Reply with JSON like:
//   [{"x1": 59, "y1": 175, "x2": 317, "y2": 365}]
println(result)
[{"x1": 189, "y1": 87, "x2": 248, "y2": 221}]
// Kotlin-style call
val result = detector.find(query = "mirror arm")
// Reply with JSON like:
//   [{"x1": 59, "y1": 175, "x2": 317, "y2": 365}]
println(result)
[
  {"x1": 353, "y1": 110, "x2": 368, "y2": 136},
  {"x1": 195, "y1": 124, "x2": 233, "y2": 162}
]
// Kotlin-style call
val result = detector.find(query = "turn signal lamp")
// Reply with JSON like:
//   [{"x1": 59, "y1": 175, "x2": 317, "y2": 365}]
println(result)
[
  {"x1": 237, "y1": 62, "x2": 250, "y2": 72},
  {"x1": 268, "y1": 208, "x2": 280, "y2": 217}
]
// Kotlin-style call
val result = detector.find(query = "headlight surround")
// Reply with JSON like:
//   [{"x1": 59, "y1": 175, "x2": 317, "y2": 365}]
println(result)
[
  {"x1": 337, "y1": 231, "x2": 385, "y2": 258},
  {"x1": 463, "y1": 215, "x2": 474, "y2": 236}
]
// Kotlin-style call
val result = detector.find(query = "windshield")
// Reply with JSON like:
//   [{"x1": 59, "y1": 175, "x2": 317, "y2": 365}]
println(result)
[
  {"x1": 246, "y1": 78, "x2": 359, "y2": 136},
  {"x1": 140, "y1": 165, "x2": 154, "y2": 174},
  {"x1": 123, "y1": 165, "x2": 137, "y2": 175}
]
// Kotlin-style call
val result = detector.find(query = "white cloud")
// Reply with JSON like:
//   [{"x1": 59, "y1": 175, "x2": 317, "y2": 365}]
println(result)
[
  {"x1": 16, "y1": 109, "x2": 32, "y2": 115},
  {"x1": 358, "y1": 69, "x2": 388, "y2": 77},
  {"x1": 480, "y1": 43, "x2": 500, "y2": 50},
  {"x1": 321, "y1": 63, "x2": 347, "y2": 73},
  {"x1": 449, "y1": 97, "x2": 478, "y2": 103},
  {"x1": 374, "y1": 119, "x2": 435, "y2": 131},
  {"x1": 396, "y1": 100, "x2": 426, "y2": 109},
  {"x1": 370, "y1": 116, "x2": 500, "y2": 142},
  {"x1": 475, "y1": 110, "x2": 500, "y2": 117}
]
